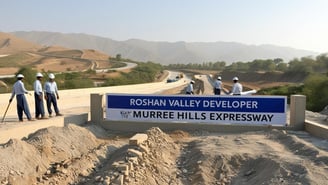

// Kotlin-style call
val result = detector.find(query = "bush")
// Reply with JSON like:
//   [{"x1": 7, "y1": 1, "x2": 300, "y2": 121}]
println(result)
[
  {"x1": 258, "y1": 85, "x2": 303, "y2": 104},
  {"x1": 102, "y1": 62, "x2": 163, "y2": 86},
  {"x1": 303, "y1": 74, "x2": 328, "y2": 112}
]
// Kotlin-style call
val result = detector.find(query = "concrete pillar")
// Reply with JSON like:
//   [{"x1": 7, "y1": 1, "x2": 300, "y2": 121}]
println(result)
[
  {"x1": 90, "y1": 93, "x2": 103, "y2": 124},
  {"x1": 289, "y1": 95, "x2": 306, "y2": 130}
]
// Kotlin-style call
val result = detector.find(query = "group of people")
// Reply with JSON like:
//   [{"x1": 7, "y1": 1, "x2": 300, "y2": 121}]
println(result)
[
  {"x1": 214, "y1": 76, "x2": 243, "y2": 95},
  {"x1": 9, "y1": 73, "x2": 62, "y2": 122},
  {"x1": 186, "y1": 76, "x2": 243, "y2": 95}
]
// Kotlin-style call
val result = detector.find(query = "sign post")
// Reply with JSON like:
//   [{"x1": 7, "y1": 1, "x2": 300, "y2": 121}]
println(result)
[{"x1": 106, "y1": 94, "x2": 287, "y2": 126}]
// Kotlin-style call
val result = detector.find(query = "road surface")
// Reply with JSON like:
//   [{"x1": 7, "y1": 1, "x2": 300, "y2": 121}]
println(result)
[
  {"x1": 0, "y1": 71, "x2": 188, "y2": 123},
  {"x1": 196, "y1": 74, "x2": 257, "y2": 95}
]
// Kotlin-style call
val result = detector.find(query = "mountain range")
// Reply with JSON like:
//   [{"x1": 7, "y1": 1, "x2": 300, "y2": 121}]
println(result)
[{"x1": 10, "y1": 31, "x2": 318, "y2": 65}]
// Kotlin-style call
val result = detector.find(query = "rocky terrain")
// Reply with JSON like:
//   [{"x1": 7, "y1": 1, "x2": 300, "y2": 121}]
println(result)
[{"x1": 1, "y1": 124, "x2": 328, "y2": 185}]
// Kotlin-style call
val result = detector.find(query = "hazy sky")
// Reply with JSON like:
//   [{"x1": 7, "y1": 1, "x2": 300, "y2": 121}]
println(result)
[{"x1": 1, "y1": 0, "x2": 327, "y2": 53}]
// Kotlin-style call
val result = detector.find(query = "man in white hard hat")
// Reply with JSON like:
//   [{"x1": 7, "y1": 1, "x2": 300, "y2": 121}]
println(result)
[
  {"x1": 231, "y1": 77, "x2": 243, "y2": 95},
  {"x1": 34, "y1": 72, "x2": 47, "y2": 119},
  {"x1": 9, "y1": 74, "x2": 34, "y2": 122},
  {"x1": 44, "y1": 73, "x2": 63, "y2": 117},
  {"x1": 213, "y1": 76, "x2": 223, "y2": 95},
  {"x1": 186, "y1": 80, "x2": 194, "y2": 95}
]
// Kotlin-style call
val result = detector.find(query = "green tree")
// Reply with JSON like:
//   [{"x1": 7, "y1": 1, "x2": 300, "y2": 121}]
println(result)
[
  {"x1": 273, "y1": 58, "x2": 283, "y2": 65},
  {"x1": 116, "y1": 54, "x2": 122, "y2": 61},
  {"x1": 303, "y1": 74, "x2": 328, "y2": 111},
  {"x1": 276, "y1": 63, "x2": 288, "y2": 72}
]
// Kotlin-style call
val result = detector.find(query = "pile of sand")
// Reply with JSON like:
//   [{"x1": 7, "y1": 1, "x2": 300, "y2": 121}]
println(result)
[
  {"x1": 0, "y1": 124, "x2": 122, "y2": 185},
  {"x1": 0, "y1": 124, "x2": 328, "y2": 185}
]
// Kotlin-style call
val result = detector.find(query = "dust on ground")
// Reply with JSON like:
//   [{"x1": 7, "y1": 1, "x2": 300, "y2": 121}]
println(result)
[{"x1": 0, "y1": 124, "x2": 328, "y2": 185}]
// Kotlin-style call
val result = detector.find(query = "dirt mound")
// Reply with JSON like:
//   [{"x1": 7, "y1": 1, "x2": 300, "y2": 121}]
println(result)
[
  {"x1": 1, "y1": 125, "x2": 328, "y2": 185},
  {"x1": 0, "y1": 124, "x2": 113, "y2": 185}
]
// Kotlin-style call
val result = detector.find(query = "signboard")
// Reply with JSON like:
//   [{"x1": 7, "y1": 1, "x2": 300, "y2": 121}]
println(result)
[{"x1": 106, "y1": 94, "x2": 287, "y2": 126}]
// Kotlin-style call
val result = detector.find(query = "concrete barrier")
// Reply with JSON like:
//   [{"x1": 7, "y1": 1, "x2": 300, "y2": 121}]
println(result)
[
  {"x1": 3, "y1": 93, "x2": 326, "y2": 144},
  {"x1": 289, "y1": 95, "x2": 306, "y2": 130},
  {"x1": 64, "y1": 113, "x2": 89, "y2": 125},
  {"x1": 304, "y1": 120, "x2": 328, "y2": 140},
  {"x1": 98, "y1": 120, "x2": 289, "y2": 133}
]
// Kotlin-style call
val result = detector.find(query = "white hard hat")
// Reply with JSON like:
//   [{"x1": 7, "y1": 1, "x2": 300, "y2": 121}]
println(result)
[
  {"x1": 233, "y1": 77, "x2": 239, "y2": 81},
  {"x1": 17, "y1": 74, "x2": 24, "y2": 78},
  {"x1": 217, "y1": 76, "x2": 222, "y2": 80},
  {"x1": 36, "y1": 72, "x2": 43, "y2": 77},
  {"x1": 48, "y1": 73, "x2": 55, "y2": 79},
  {"x1": 191, "y1": 80, "x2": 195, "y2": 84}
]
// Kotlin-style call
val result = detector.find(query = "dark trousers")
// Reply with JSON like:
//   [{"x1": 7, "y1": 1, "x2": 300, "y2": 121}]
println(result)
[
  {"x1": 214, "y1": 88, "x2": 221, "y2": 95},
  {"x1": 34, "y1": 92, "x2": 45, "y2": 118},
  {"x1": 46, "y1": 93, "x2": 59, "y2": 115},
  {"x1": 16, "y1": 94, "x2": 32, "y2": 120}
]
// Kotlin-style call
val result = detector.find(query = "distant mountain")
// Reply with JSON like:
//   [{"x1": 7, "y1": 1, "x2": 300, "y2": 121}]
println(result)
[
  {"x1": 11, "y1": 31, "x2": 318, "y2": 65},
  {"x1": 0, "y1": 32, "x2": 41, "y2": 54}
]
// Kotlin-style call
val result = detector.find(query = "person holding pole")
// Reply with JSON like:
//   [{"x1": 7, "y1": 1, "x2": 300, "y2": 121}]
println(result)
[
  {"x1": 9, "y1": 74, "x2": 34, "y2": 122},
  {"x1": 34, "y1": 72, "x2": 47, "y2": 119}
]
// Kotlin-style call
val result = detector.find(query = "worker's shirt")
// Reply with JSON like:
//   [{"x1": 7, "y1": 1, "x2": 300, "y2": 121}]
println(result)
[
  {"x1": 33, "y1": 80, "x2": 43, "y2": 95},
  {"x1": 232, "y1": 82, "x2": 243, "y2": 95},
  {"x1": 186, "y1": 84, "x2": 193, "y2": 93},
  {"x1": 214, "y1": 80, "x2": 222, "y2": 89},
  {"x1": 10, "y1": 80, "x2": 28, "y2": 99},
  {"x1": 44, "y1": 81, "x2": 58, "y2": 94}
]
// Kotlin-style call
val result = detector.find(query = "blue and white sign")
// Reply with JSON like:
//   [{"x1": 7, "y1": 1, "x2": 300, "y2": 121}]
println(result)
[{"x1": 106, "y1": 94, "x2": 287, "y2": 125}]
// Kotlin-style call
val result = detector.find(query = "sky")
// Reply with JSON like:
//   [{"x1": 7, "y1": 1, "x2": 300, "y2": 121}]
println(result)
[{"x1": 1, "y1": 0, "x2": 327, "y2": 53}]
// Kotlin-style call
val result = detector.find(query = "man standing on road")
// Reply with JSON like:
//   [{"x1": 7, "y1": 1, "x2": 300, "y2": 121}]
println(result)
[
  {"x1": 9, "y1": 74, "x2": 34, "y2": 122},
  {"x1": 44, "y1": 73, "x2": 63, "y2": 117},
  {"x1": 34, "y1": 72, "x2": 47, "y2": 119},
  {"x1": 214, "y1": 76, "x2": 223, "y2": 95},
  {"x1": 231, "y1": 77, "x2": 243, "y2": 95},
  {"x1": 186, "y1": 80, "x2": 194, "y2": 95}
]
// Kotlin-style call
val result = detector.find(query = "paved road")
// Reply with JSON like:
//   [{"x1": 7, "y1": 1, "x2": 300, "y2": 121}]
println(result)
[
  {"x1": 0, "y1": 71, "x2": 188, "y2": 123},
  {"x1": 95, "y1": 62, "x2": 137, "y2": 73},
  {"x1": 195, "y1": 74, "x2": 257, "y2": 95}
]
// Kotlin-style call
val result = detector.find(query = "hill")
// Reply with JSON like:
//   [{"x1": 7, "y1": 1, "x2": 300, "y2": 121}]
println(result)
[
  {"x1": 0, "y1": 32, "x2": 41, "y2": 54},
  {"x1": 11, "y1": 31, "x2": 318, "y2": 65},
  {"x1": 0, "y1": 32, "x2": 114, "y2": 76}
]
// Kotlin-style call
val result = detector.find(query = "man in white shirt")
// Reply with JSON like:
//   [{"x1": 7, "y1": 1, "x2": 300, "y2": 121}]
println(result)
[
  {"x1": 186, "y1": 80, "x2": 194, "y2": 95},
  {"x1": 214, "y1": 76, "x2": 223, "y2": 95},
  {"x1": 9, "y1": 74, "x2": 33, "y2": 122},
  {"x1": 34, "y1": 73, "x2": 47, "y2": 119},
  {"x1": 231, "y1": 77, "x2": 243, "y2": 95},
  {"x1": 44, "y1": 73, "x2": 63, "y2": 117}
]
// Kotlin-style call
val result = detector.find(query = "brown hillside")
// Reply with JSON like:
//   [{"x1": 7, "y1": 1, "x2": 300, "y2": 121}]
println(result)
[
  {"x1": 0, "y1": 34, "x2": 113, "y2": 75},
  {"x1": 35, "y1": 57, "x2": 91, "y2": 72},
  {"x1": 81, "y1": 49, "x2": 111, "y2": 60},
  {"x1": 37, "y1": 45, "x2": 70, "y2": 52},
  {"x1": 41, "y1": 49, "x2": 83, "y2": 58},
  {"x1": 0, "y1": 32, "x2": 41, "y2": 54}
]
